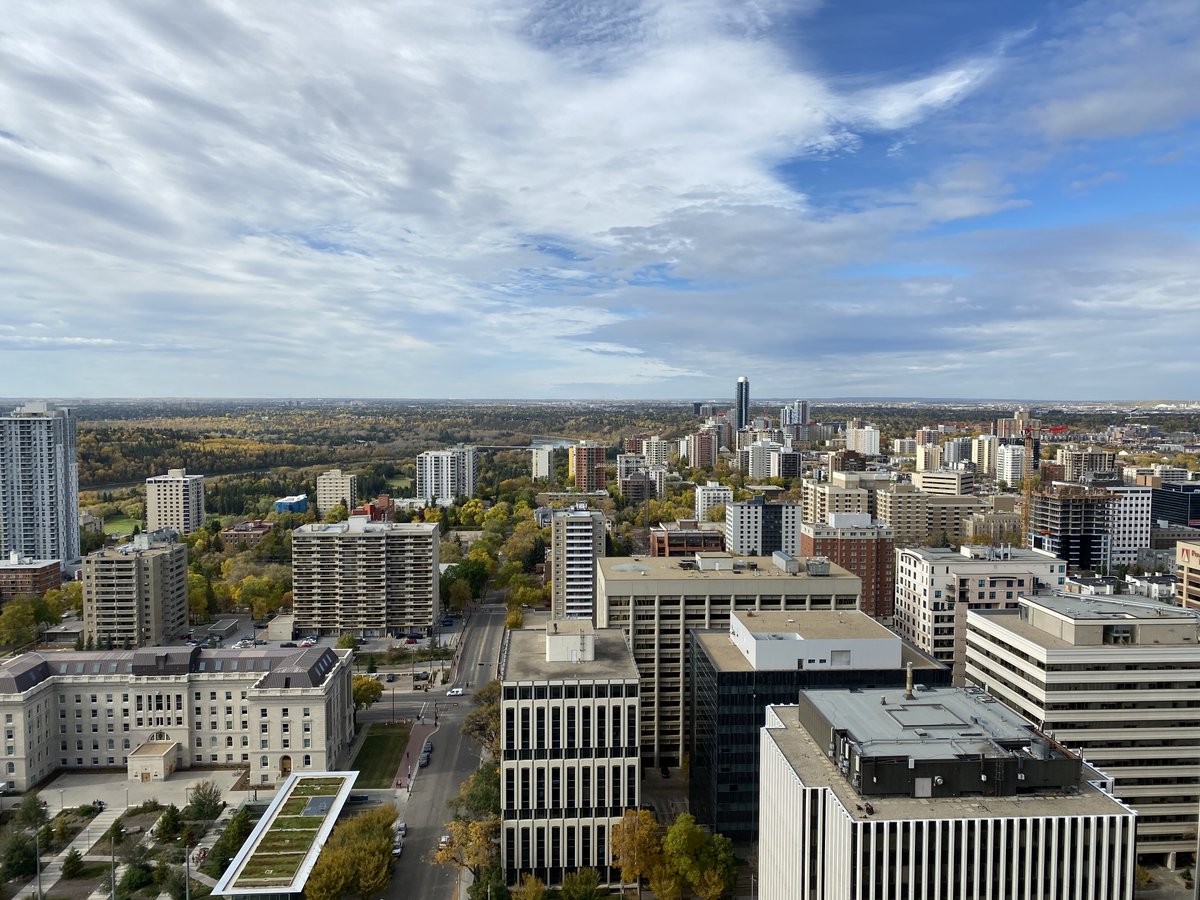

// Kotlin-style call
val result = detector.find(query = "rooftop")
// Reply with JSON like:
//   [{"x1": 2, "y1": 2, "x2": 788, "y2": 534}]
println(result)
[
  {"x1": 504, "y1": 627, "x2": 638, "y2": 682},
  {"x1": 693, "y1": 628, "x2": 942, "y2": 674},
  {"x1": 599, "y1": 554, "x2": 858, "y2": 583},
  {"x1": 732, "y1": 610, "x2": 896, "y2": 642},
  {"x1": 1023, "y1": 593, "x2": 1200, "y2": 623},
  {"x1": 765, "y1": 705, "x2": 1132, "y2": 822}
]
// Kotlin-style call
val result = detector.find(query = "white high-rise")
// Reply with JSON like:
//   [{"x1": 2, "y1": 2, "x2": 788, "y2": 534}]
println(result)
[
  {"x1": 145, "y1": 468, "x2": 206, "y2": 534},
  {"x1": 694, "y1": 482, "x2": 732, "y2": 521},
  {"x1": 0, "y1": 402, "x2": 80, "y2": 565},
  {"x1": 315, "y1": 469, "x2": 357, "y2": 517},
  {"x1": 531, "y1": 446, "x2": 554, "y2": 480},
  {"x1": 550, "y1": 506, "x2": 606, "y2": 620},
  {"x1": 844, "y1": 423, "x2": 880, "y2": 455},
  {"x1": 1105, "y1": 484, "x2": 1152, "y2": 567},
  {"x1": 996, "y1": 443, "x2": 1029, "y2": 487},
  {"x1": 416, "y1": 445, "x2": 478, "y2": 501}
]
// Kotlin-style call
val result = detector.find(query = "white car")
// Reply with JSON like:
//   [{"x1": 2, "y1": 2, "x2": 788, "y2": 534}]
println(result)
[
  {"x1": 446, "y1": 687, "x2": 463, "y2": 696},
  {"x1": 438, "y1": 834, "x2": 451, "y2": 850}
]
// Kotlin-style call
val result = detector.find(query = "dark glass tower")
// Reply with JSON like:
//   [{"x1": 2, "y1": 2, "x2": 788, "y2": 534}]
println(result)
[{"x1": 735, "y1": 376, "x2": 749, "y2": 430}]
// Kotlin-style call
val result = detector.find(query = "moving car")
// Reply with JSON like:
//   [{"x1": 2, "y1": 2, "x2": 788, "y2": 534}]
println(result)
[
  {"x1": 385, "y1": 673, "x2": 395, "y2": 683},
  {"x1": 446, "y1": 687, "x2": 463, "y2": 696},
  {"x1": 280, "y1": 642, "x2": 297, "y2": 648},
  {"x1": 299, "y1": 639, "x2": 315, "y2": 648}
]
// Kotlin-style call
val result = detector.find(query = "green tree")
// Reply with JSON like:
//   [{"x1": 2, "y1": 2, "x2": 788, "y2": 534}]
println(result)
[
  {"x1": 561, "y1": 866, "x2": 604, "y2": 900},
  {"x1": 610, "y1": 809, "x2": 662, "y2": 900},
  {"x1": 0, "y1": 832, "x2": 36, "y2": 881},
  {"x1": 155, "y1": 804, "x2": 182, "y2": 842},
  {"x1": 337, "y1": 633, "x2": 358, "y2": 649},
  {"x1": 61, "y1": 848, "x2": 85, "y2": 879},
  {"x1": 468, "y1": 867, "x2": 510, "y2": 900},
  {"x1": 187, "y1": 573, "x2": 209, "y2": 624},
  {"x1": 187, "y1": 780, "x2": 224, "y2": 820},
  {"x1": 352, "y1": 675, "x2": 384, "y2": 711},
  {"x1": 324, "y1": 502, "x2": 350, "y2": 523},
  {"x1": 449, "y1": 579, "x2": 473, "y2": 613},
  {"x1": 511, "y1": 873, "x2": 547, "y2": 900},
  {"x1": 0, "y1": 598, "x2": 39, "y2": 647},
  {"x1": 15, "y1": 791, "x2": 48, "y2": 829},
  {"x1": 662, "y1": 813, "x2": 708, "y2": 888},
  {"x1": 449, "y1": 763, "x2": 501, "y2": 820}
]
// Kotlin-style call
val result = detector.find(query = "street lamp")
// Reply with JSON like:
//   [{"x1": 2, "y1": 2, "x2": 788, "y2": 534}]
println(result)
[{"x1": 34, "y1": 827, "x2": 42, "y2": 900}]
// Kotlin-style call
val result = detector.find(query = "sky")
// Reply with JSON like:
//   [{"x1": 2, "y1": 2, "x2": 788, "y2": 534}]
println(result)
[{"x1": 2, "y1": 0, "x2": 1199, "y2": 401}]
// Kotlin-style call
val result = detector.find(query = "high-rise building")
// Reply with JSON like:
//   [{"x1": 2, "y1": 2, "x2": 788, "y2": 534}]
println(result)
[
  {"x1": 314, "y1": 469, "x2": 357, "y2": 518},
  {"x1": 684, "y1": 430, "x2": 718, "y2": 468},
  {"x1": 894, "y1": 544, "x2": 1064, "y2": 682},
  {"x1": 500, "y1": 621, "x2": 639, "y2": 888},
  {"x1": 596, "y1": 552, "x2": 862, "y2": 765},
  {"x1": 568, "y1": 441, "x2": 607, "y2": 492},
  {"x1": 416, "y1": 445, "x2": 478, "y2": 501},
  {"x1": 914, "y1": 444, "x2": 941, "y2": 471},
  {"x1": 1104, "y1": 484, "x2": 1151, "y2": 567},
  {"x1": 0, "y1": 402, "x2": 80, "y2": 566},
  {"x1": 292, "y1": 517, "x2": 439, "y2": 637},
  {"x1": 940, "y1": 436, "x2": 973, "y2": 466},
  {"x1": 693, "y1": 482, "x2": 732, "y2": 522},
  {"x1": 967, "y1": 594, "x2": 1200, "y2": 859},
  {"x1": 145, "y1": 468, "x2": 206, "y2": 536},
  {"x1": 550, "y1": 506, "x2": 607, "y2": 619},
  {"x1": 735, "y1": 376, "x2": 750, "y2": 430},
  {"x1": 724, "y1": 496, "x2": 802, "y2": 556},
  {"x1": 799, "y1": 514, "x2": 895, "y2": 618},
  {"x1": 640, "y1": 435, "x2": 671, "y2": 467},
  {"x1": 83, "y1": 533, "x2": 189, "y2": 648},
  {"x1": 971, "y1": 434, "x2": 998, "y2": 475},
  {"x1": 758, "y1": 690, "x2": 1135, "y2": 900},
  {"x1": 780, "y1": 400, "x2": 809, "y2": 427},
  {"x1": 996, "y1": 443, "x2": 1029, "y2": 488},
  {"x1": 911, "y1": 469, "x2": 974, "y2": 496},
  {"x1": 1056, "y1": 447, "x2": 1118, "y2": 483},
  {"x1": 530, "y1": 446, "x2": 554, "y2": 480},
  {"x1": 1151, "y1": 481, "x2": 1200, "y2": 527},
  {"x1": 843, "y1": 422, "x2": 880, "y2": 455},
  {"x1": 800, "y1": 476, "x2": 871, "y2": 525},
  {"x1": 1029, "y1": 486, "x2": 1116, "y2": 570},
  {"x1": 1179, "y1": 541, "x2": 1200, "y2": 610}
]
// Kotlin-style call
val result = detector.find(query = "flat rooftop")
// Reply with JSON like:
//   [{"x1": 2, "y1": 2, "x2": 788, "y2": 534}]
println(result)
[
  {"x1": 504, "y1": 627, "x2": 638, "y2": 682},
  {"x1": 733, "y1": 610, "x2": 896, "y2": 641},
  {"x1": 599, "y1": 555, "x2": 857, "y2": 583},
  {"x1": 1024, "y1": 593, "x2": 1200, "y2": 622},
  {"x1": 766, "y1": 705, "x2": 1130, "y2": 821},
  {"x1": 694, "y1": 630, "x2": 943, "y2": 674}
]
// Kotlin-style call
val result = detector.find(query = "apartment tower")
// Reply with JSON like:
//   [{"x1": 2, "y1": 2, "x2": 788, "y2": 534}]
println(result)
[
  {"x1": 145, "y1": 468, "x2": 206, "y2": 535},
  {"x1": 0, "y1": 402, "x2": 80, "y2": 565}
]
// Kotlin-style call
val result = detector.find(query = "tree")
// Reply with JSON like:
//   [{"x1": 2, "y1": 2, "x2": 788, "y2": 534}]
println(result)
[
  {"x1": 187, "y1": 573, "x2": 209, "y2": 624},
  {"x1": 187, "y1": 780, "x2": 224, "y2": 820},
  {"x1": 324, "y1": 502, "x2": 350, "y2": 523},
  {"x1": 661, "y1": 813, "x2": 708, "y2": 888},
  {"x1": 432, "y1": 815, "x2": 500, "y2": 879},
  {"x1": 61, "y1": 848, "x2": 85, "y2": 879},
  {"x1": 0, "y1": 832, "x2": 36, "y2": 881},
  {"x1": 468, "y1": 866, "x2": 510, "y2": 900},
  {"x1": 511, "y1": 873, "x2": 547, "y2": 900},
  {"x1": 560, "y1": 867, "x2": 604, "y2": 900},
  {"x1": 337, "y1": 634, "x2": 358, "y2": 650},
  {"x1": 696, "y1": 833, "x2": 738, "y2": 900},
  {"x1": 610, "y1": 809, "x2": 662, "y2": 899},
  {"x1": 15, "y1": 791, "x2": 48, "y2": 829},
  {"x1": 352, "y1": 674, "x2": 384, "y2": 711},
  {"x1": 461, "y1": 680, "x2": 501, "y2": 758},
  {"x1": 449, "y1": 579, "x2": 473, "y2": 613},
  {"x1": 505, "y1": 608, "x2": 524, "y2": 629},
  {"x1": 0, "y1": 598, "x2": 39, "y2": 647},
  {"x1": 155, "y1": 804, "x2": 182, "y2": 842}
]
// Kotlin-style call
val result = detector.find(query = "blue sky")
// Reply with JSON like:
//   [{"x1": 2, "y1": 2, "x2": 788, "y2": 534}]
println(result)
[{"x1": 1, "y1": 0, "x2": 1198, "y2": 400}]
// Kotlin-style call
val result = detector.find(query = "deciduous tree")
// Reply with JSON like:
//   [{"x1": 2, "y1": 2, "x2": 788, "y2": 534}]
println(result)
[
  {"x1": 511, "y1": 873, "x2": 547, "y2": 900},
  {"x1": 610, "y1": 809, "x2": 662, "y2": 900},
  {"x1": 352, "y1": 675, "x2": 384, "y2": 711},
  {"x1": 560, "y1": 866, "x2": 604, "y2": 900}
]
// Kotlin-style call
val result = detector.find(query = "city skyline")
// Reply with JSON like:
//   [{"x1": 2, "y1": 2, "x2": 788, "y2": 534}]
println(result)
[{"x1": 2, "y1": 1, "x2": 1198, "y2": 400}]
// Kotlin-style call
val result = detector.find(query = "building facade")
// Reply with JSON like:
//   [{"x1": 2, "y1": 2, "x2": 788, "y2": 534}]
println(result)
[
  {"x1": 531, "y1": 446, "x2": 554, "y2": 480},
  {"x1": 549, "y1": 507, "x2": 607, "y2": 620},
  {"x1": 83, "y1": 534, "x2": 189, "y2": 649},
  {"x1": 693, "y1": 481, "x2": 732, "y2": 522},
  {"x1": 1029, "y1": 487, "x2": 1116, "y2": 571},
  {"x1": 758, "y1": 690, "x2": 1136, "y2": 900},
  {"x1": 0, "y1": 645, "x2": 354, "y2": 791},
  {"x1": 911, "y1": 469, "x2": 975, "y2": 496},
  {"x1": 1179, "y1": 541, "x2": 1200, "y2": 610},
  {"x1": 416, "y1": 446, "x2": 478, "y2": 501},
  {"x1": 568, "y1": 442, "x2": 608, "y2": 492},
  {"x1": 292, "y1": 517, "x2": 439, "y2": 637},
  {"x1": 596, "y1": 552, "x2": 862, "y2": 765},
  {"x1": 146, "y1": 468, "x2": 206, "y2": 535},
  {"x1": 724, "y1": 496, "x2": 802, "y2": 556},
  {"x1": 0, "y1": 402, "x2": 80, "y2": 566},
  {"x1": 648, "y1": 520, "x2": 724, "y2": 557},
  {"x1": 735, "y1": 376, "x2": 750, "y2": 430},
  {"x1": 0, "y1": 554, "x2": 60, "y2": 604},
  {"x1": 1104, "y1": 484, "x2": 1152, "y2": 567},
  {"x1": 798, "y1": 514, "x2": 895, "y2": 619},
  {"x1": 966, "y1": 594, "x2": 1200, "y2": 859},
  {"x1": 500, "y1": 622, "x2": 639, "y2": 887},
  {"x1": 844, "y1": 423, "x2": 880, "y2": 456},
  {"x1": 314, "y1": 469, "x2": 357, "y2": 518}
]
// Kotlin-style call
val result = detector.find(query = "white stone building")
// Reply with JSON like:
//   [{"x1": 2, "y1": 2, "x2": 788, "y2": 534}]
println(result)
[
  {"x1": 314, "y1": 469, "x2": 357, "y2": 517},
  {"x1": 694, "y1": 482, "x2": 732, "y2": 522},
  {"x1": 549, "y1": 506, "x2": 606, "y2": 620},
  {"x1": 416, "y1": 445, "x2": 478, "y2": 501},
  {"x1": 146, "y1": 468, "x2": 206, "y2": 535}
]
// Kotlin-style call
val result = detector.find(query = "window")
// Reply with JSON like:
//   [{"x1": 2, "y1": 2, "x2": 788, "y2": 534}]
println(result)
[
  {"x1": 303, "y1": 754, "x2": 311, "y2": 767},
  {"x1": 260, "y1": 756, "x2": 268, "y2": 766}
]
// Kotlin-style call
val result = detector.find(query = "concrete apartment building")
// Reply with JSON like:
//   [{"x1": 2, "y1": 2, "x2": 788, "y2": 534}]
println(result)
[
  {"x1": 568, "y1": 441, "x2": 608, "y2": 492},
  {"x1": 757, "y1": 689, "x2": 1136, "y2": 900},
  {"x1": 531, "y1": 446, "x2": 554, "y2": 480},
  {"x1": 1058, "y1": 448, "x2": 1118, "y2": 482},
  {"x1": 844, "y1": 423, "x2": 880, "y2": 455},
  {"x1": 966, "y1": 594, "x2": 1200, "y2": 859},
  {"x1": 314, "y1": 469, "x2": 357, "y2": 518},
  {"x1": 145, "y1": 468, "x2": 206, "y2": 536},
  {"x1": 684, "y1": 430, "x2": 719, "y2": 469},
  {"x1": 417, "y1": 445, "x2": 478, "y2": 501},
  {"x1": 0, "y1": 553, "x2": 60, "y2": 604},
  {"x1": 596, "y1": 551, "x2": 861, "y2": 765},
  {"x1": 911, "y1": 468, "x2": 975, "y2": 496},
  {"x1": 0, "y1": 645, "x2": 354, "y2": 791},
  {"x1": 688, "y1": 611, "x2": 949, "y2": 841},
  {"x1": 914, "y1": 444, "x2": 941, "y2": 471},
  {"x1": 1104, "y1": 484, "x2": 1152, "y2": 567},
  {"x1": 875, "y1": 484, "x2": 983, "y2": 546},
  {"x1": 799, "y1": 513, "x2": 895, "y2": 619},
  {"x1": 800, "y1": 475, "x2": 871, "y2": 525},
  {"x1": 894, "y1": 545, "x2": 1065, "y2": 683},
  {"x1": 693, "y1": 481, "x2": 732, "y2": 522},
  {"x1": 500, "y1": 621, "x2": 639, "y2": 888},
  {"x1": 972, "y1": 434, "x2": 998, "y2": 474},
  {"x1": 549, "y1": 506, "x2": 606, "y2": 620},
  {"x1": 996, "y1": 443, "x2": 1031, "y2": 488},
  {"x1": 292, "y1": 517, "x2": 439, "y2": 638},
  {"x1": 83, "y1": 533, "x2": 189, "y2": 649},
  {"x1": 724, "y1": 496, "x2": 802, "y2": 556},
  {"x1": 0, "y1": 401, "x2": 80, "y2": 567}
]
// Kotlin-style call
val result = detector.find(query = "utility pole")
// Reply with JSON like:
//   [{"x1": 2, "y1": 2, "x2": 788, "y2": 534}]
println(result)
[
  {"x1": 110, "y1": 832, "x2": 116, "y2": 900},
  {"x1": 34, "y1": 828, "x2": 42, "y2": 900},
  {"x1": 185, "y1": 846, "x2": 191, "y2": 900}
]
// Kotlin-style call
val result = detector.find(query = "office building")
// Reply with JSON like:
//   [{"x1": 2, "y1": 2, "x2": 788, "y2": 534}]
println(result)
[
  {"x1": 550, "y1": 506, "x2": 606, "y2": 620},
  {"x1": 145, "y1": 468, "x2": 206, "y2": 536},
  {"x1": 83, "y1": 533, "x2": 188, "y2": 649},
  {"x1": 724, "y1": 496, "x2": 802, "y2": 556},
  {"x1": 843, "y1": 423, "x2": 880, "y2": 456},
  {"x1": 292, "y1": 517, "x2": 439, "y2": 638},
  {"x1": 568, "y1": 442, "x2": 607, "y2": 492},
  {"x1": 273, "y1": 495, "x2": 308, "y2": 515},
  {"x1": 801, "y1": 476, "x2": 871, "y2": 526},
  {"x1": 314, "y1": 469, "x2": 357, "y2": 518},
  {"x1": 1057, "y1": 448, "x2": 1118, "y2": 483},
  {"x1": 500, "y1": 621, "x2": 639, "y2": 887},
  {"x1": 996, "y1": 444, "x2": 1030, "y2": 488},
  {"x1": 967, "y1": 594, "x2": 1200, "y2": 859},
  {"x1": 735, "y1": 376, "x2": 750, "y2": 430},
  {"x1": 416, "y1": 445, "x2": 478, "y2": 501},
  {"x1": 649, "y1": 520, "x2": 723, "y2": 557},
  {"x1": 911, "y1": 469, "x2": 974, "y2": 496},
  {"x1": 688, "y1": 611, "x2": 948, "y2": 840},
  {"x1": 0, "y1": 554, "x2": 61, "y2": 604},
  {"x1": 894, "y1": 545, "x2": 1064, "y2": 682},
  {"x1": 1151, "y1": 481, "x2": 1200, "y2": 527},
  {"x1": 799, "y1": 514, "x2": 894, "y2": 619},
  {"x1": 219, "y1": 520, "x2": 273, "y2": 547},
  {"x1": 1178, "y1": 541, "x2": 1200, "y2": 610},
  {"x1": 0, "y1": 402, "x2": 80, "y2": 566},
  {"x1": 758, "y1": 690, "x2": 1135, "y2": 900},
  {"x1": 693, "y1": 481, "x2": 732, "y2": 522},
  {"x1": 1029, "y1": 486, "x2": 1116, "y2": 570},
  {"x1": 596, "y1": 552, "x2": 861, "y2": 765},
  {"x1": 1104, "y1": 484, "x2": 1152, "y2": 567},
  {"x1": 0, "y1": 645, "x2": 354, "y2": 791},
  {"x1": 531, "y1": 446, "x2": 554, "y2": 480}
]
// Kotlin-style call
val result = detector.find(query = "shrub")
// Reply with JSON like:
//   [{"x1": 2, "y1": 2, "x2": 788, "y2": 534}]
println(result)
[{"x1": 61, "y1": 848, "x2": 85, "y2": 879}]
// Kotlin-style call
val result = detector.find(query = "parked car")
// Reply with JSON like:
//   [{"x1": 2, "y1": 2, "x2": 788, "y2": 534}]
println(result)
[
  {"x1": 418, "y1": 752, "x2": 430, "y2": 767},
  {"x1": 281, "y1": 642, "x2": 297, "y2": 648},
  {"x1": 391, "y1": 841, "x2": 403, "y2": 858},
  {"x1": 438, "y1": 834, "x2": 450, "y2": 850},
  {"x1": 440, "y1": 618, "x2": 454, "y2": 627},
  {"x1": 413, "y1": 672, "x2": 429, "y2": 681},
  {"x1": 423, "y1": 740, "x2": 433, "y2": 753},
  {"x1": 395, "y1": 821, "x2": 407, "y2": 838},
  {"x1": 446, "y1": 687, "x2": 463, "y2": 696},
  {"x1": 403, "y1": 637, "x2": 417, "y2": 645},
  {"x1": 299, "y1": 639, "x2": 315, "y2": 648}
]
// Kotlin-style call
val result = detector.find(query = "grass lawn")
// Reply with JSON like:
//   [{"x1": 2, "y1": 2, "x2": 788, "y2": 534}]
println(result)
[
  {"x1": 351, "y1": 722, "x2": 412, "y2": 788},
  {"x1": 385, "y1": 476, "x2": 411, "y2": 491},
  {"x1": 102, "y1": 515, "x2": 140, "y2": 535}
]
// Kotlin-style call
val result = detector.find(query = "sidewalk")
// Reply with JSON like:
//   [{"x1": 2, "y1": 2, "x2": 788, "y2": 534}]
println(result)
[{"x1": 13, "y1": 807, "x2": 123, "y2": 900}]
